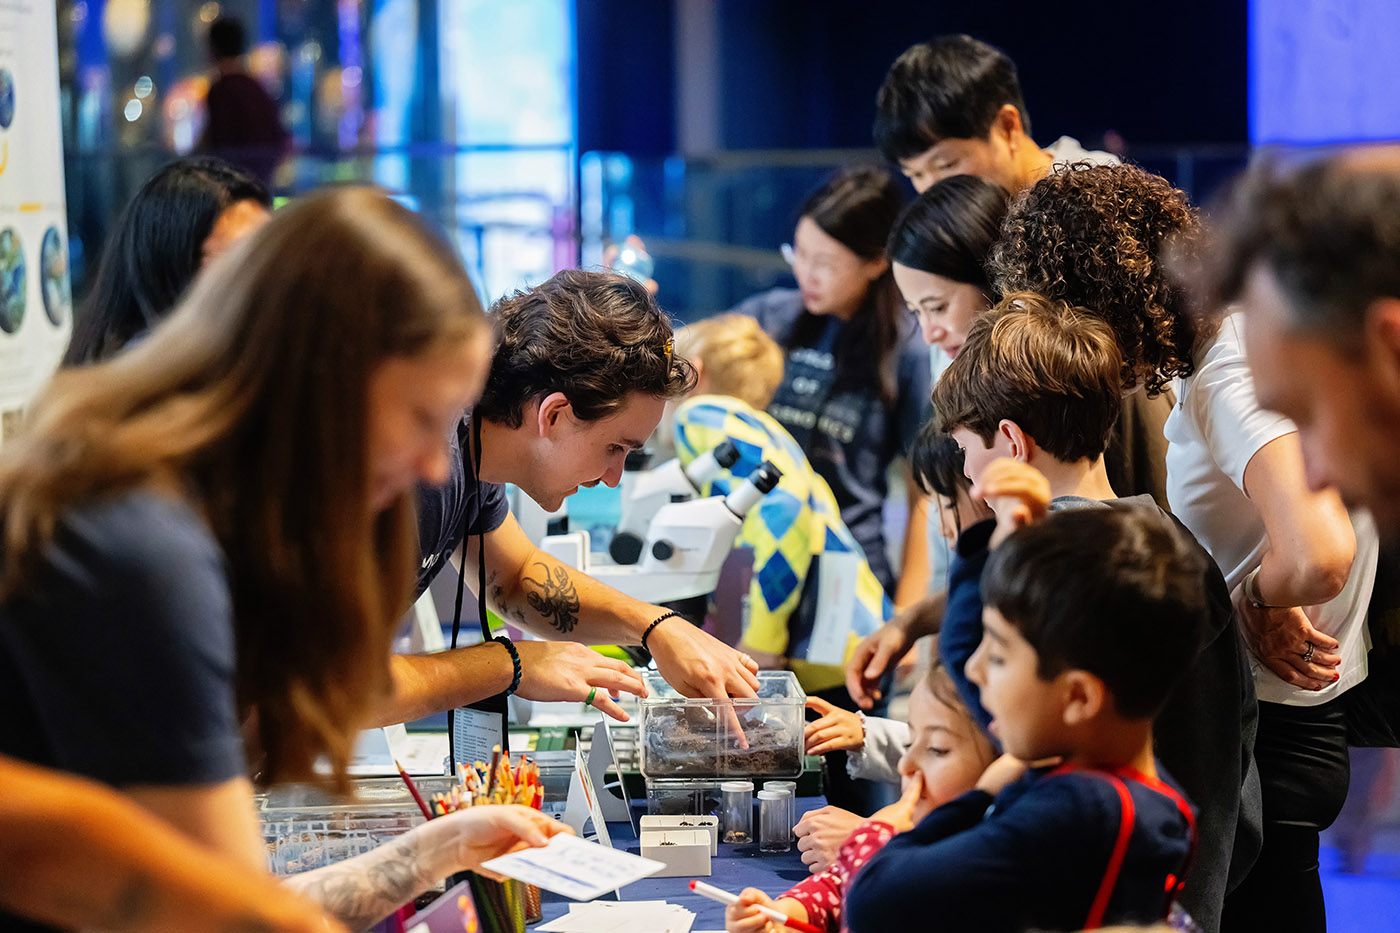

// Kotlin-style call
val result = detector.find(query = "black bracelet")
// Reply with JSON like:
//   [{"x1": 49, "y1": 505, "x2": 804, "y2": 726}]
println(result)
[
  {"x1": 640, "y1": 610, "x2": 683, "y2": 656},
  {"x1": 493, "y1": 635, "x2": 522, "y2": 696}
]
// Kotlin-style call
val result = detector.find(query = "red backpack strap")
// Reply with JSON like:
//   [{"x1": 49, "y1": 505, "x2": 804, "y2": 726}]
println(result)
[
  {"x1": 1120, "y1": 766, "x2": 1198, "y2": 913},
  {"x1": 1083, "y1": 772, "x2": 1136, "y2": 930},
  {"x1": 1045, "y1": 764, "x2": 1194, "y2": 927}
]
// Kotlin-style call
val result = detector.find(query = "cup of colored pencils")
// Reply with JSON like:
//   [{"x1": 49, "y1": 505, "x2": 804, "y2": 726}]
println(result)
[{"x1": 397, "y1": 746, "x2": 545, "y2": 931}]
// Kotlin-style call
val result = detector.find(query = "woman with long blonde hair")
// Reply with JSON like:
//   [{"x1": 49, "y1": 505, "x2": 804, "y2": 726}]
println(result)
[{"x1": 0, "y1": 187, "x2": 565, "y2": 931}]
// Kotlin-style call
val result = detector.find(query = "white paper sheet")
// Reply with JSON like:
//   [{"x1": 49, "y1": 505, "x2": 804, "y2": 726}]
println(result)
[
  {"x1": 536, "y1": 901, "x2": 695, "y2": 933},
  {"x1": 479, "y1": 833, "x2": 664, "y2": 902}
]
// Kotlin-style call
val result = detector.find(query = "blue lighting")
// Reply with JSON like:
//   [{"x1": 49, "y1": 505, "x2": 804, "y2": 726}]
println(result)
[{"x1": 1250, "y1": 0, "x2": 1400, "y2": 145}]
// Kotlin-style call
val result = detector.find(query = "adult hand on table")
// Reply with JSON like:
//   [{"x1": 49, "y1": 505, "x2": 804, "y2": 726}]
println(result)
[
  {"x1": 1232, "y1": 584, "x2": 1342, "y2": 691},
  {"x1": 793, "y1": 805, "x2": 864, "y2": 874},
  {"x1": 513, "y1": 640, "x2": 646, "y2": 721},
  {"x1": 411, "y1": 805, "x2": 571, "y2": 883}
]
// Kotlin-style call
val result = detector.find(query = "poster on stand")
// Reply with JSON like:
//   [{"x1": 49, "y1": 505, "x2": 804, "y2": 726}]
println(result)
[{"x1": 0, "y1": 1, "x2": 71, "y2": 447}]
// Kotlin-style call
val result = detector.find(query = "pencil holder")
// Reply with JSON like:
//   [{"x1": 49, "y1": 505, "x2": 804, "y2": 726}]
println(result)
[{"x1": 464, "y1": 871, "x2": 525, "y2": 933}]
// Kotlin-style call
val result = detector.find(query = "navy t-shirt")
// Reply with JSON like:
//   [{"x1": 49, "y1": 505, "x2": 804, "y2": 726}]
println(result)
[
  {"x1": 0, "y1": 490, "x2": 244, "y2": 786},
  {"x1": 415, "y1": 413, "x2": 510, "y2": 597},
  {"x1": 845, "y1": 765, "x2": 1192, "y2": 932},
  {"x1": 734, "y1": 288, "x2": 931, "y2": 591}
]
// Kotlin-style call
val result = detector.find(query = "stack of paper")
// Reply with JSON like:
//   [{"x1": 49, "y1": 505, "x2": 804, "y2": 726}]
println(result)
[{"x1": 537, "y1": 901, "x2": 695, "y2": 933}]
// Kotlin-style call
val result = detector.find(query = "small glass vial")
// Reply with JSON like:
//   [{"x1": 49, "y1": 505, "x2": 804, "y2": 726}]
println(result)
[
  {"x1": 758, "y1": 789, "x2": 792, "y2": 852},
  {"x1": 720, "y1": 780, "x2": 754, "y2": 844},
  {"x1": 762, "y1": 780, "x2": 796, "y2": 840}
]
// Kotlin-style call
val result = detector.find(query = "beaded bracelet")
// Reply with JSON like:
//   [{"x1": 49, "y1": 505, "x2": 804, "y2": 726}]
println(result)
[
  {"x1": 640, "y1": 610, "x2": 684, "y2": 656},
  {"x1": 493, "y1": 635, "x2": 522, "y2": 695}
]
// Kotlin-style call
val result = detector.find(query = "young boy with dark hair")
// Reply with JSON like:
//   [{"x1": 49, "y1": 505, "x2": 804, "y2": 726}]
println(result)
[
  {"x1": 924, "y1": 293, "x2": 1259, "y2": 933},
  {"x1": 873, "y1": 34, "x2": 1116, "y2": 194},
  {"x1": 844, "y1": 506, "x2": 1201, "y2": 932}
]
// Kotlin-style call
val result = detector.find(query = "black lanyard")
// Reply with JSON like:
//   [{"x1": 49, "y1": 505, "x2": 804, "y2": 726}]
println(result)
[{"x1": 447, "y1": 415, "x2": 508, "y2": 772}]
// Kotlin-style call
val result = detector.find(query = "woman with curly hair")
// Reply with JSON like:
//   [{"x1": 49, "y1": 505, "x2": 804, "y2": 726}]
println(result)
[{"x1": 988, "y1": 162, "x2": 1193, "y2": 510}]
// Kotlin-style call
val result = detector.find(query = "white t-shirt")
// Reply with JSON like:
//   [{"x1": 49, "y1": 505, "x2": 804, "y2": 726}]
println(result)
[
  {"x1": 1044, "y1": 135, "x2": 1120, "y2": 171},
  {"x1": 1164, "y1": 312, "x2": 1376, "y2": 706}
]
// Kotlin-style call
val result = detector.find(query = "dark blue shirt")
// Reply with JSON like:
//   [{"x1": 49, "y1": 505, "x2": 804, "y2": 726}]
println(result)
[
  {"x1": 0, "y1": 490, "x2": 243, "y2": 787},
  {"x1": 415, "y1": 413, "x2": 510, "y2": 597},
  {"x1": 939, "y1": 497, "x2": 1260, "y2": 930},
  {"x1": 844, "y1": 765, "x2": 1193, "y2": 932},
  {"x1": 734, "y1": 288, "x2": 930, "y2": 592}
]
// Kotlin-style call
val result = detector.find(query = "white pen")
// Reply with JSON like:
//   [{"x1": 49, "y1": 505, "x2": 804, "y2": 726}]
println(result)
[{"x1": 688, "y1": 880, "x2": 823, "y2": 933}]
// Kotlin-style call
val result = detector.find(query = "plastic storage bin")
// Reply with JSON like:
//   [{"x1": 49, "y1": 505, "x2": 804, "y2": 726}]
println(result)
[
  {"x1": 257, "y1": 776, "x2": 459, "y2": 874},
  {"x1": 645, "y1": 777, "x2": 724, "y2": 816},
  {"x1": 639, "y1": 670, "x2": 805, "y2": 778}
]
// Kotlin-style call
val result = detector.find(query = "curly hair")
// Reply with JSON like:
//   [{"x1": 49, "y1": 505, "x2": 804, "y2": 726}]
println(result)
[
  {"x1": 478, "y1": 269, "x2": 696, "y2": 428},
  {"x1": 988, "y1": 163, "x2": 1201, "y2": 396}
]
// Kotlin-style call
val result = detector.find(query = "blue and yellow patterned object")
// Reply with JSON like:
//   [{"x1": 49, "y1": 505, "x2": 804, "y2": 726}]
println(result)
[{"x1": 674, "y1": 395, "x2": 893, "y2": 691}]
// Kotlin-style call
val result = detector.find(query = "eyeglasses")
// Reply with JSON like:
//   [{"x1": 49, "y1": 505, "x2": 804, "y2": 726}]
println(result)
[{"x1": 780, "y1": 243, "x2": 846, "y2": 279}]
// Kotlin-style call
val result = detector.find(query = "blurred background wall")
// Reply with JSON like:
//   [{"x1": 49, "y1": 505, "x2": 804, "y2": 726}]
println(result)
[{"x1": 56, "y1": 0, "x2": 1397, "y2": 320}]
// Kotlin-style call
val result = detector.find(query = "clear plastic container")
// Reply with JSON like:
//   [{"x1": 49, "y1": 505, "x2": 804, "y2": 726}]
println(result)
[
  {"x1": 720, "y1": 780, "x2": 754, "y2": 844},
  {"x1": 762, "y1": 781, "x2": 796, "y2": 843},
  {"x1": 639, "y1": 670, "x2": 805, "y2": 778},
  {"x1": 758, "y1": 789, "x2": 791, "y2": 852},
  {"x1": 256, "y1": 776, "x2": 460, "y2": 874},
  {"x1": 645, "y1": 777, "x2": 724, "y2": 816}
]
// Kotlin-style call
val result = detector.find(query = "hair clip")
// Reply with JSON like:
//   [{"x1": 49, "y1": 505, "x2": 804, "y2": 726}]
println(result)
[{"x1": 663, "y1": 339, "x2": 674, "y2": 363}]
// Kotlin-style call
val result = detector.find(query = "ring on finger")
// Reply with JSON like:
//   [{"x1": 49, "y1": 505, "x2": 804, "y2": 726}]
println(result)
[
  {"x1": 1300, "y1": 640, "x2": 1315, "y2": 663},
  {"x1": 585, "y1": 686, "x2": 598, "y2": 707}
]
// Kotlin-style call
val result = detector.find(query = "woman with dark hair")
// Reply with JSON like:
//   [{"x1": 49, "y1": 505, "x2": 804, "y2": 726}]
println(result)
[
  {"x1": 886, "y1": 175, "x2": 1009, "y2": 360},
  {"x1": 733, "y1": 167, "x2": 929, "y2": 604},
  {"x1": 0, "y1": 187, "x2": 565, "y2": 931},
  {"x1": 63, "y1": 156, "x2": 272, "y2": 366}
]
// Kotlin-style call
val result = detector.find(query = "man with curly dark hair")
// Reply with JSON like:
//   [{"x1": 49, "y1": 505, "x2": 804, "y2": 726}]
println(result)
[
  {"x1": 379, "y1": 270, "x2": 764, "y2": 735},
  {"x1": 989, "y1": 162, "x2": 1193, "y2": 511},
  {"x1": 874, "y1": 35, "x2": 1117, "y2": 194}
]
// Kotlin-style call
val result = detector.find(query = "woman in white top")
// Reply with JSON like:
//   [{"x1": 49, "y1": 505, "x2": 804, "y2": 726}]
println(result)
[{"x1": 1165, "y1": 310, "x2": 1375, "y2": 933}]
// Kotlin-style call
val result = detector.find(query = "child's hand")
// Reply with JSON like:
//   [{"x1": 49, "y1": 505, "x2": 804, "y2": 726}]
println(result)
[
  {"x1": 794, "y1": 805, "x2": 864, "y2": 873},
  {"x1": 975, "y1": 753, "x2": 1031, "y2": 797},
  {"x1": 804, "y1": 697, "x2": 865, "y2": 755},
  {"x1": 868, "y1": 771, "x2": 925, "y2": 833},
  {"x1": 972, "y1": 458, "x2": 1051, "y2": 548},
  {"x1": 724, "y1": 888, "x2": 783, "y2": 933}
]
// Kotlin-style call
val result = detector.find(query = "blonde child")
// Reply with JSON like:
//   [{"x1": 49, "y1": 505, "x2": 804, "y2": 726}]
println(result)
[{"x1": 673, "y1": 314, "x2": 896, "y2": 815}]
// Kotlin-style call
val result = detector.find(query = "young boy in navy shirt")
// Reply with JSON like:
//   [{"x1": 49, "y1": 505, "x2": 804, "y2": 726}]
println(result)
[
  {"x1": 843, "y1": 504, "x2": 1200, "y2": 932},
  {"x1": 929, "y1": 293, "x2": 1257, "y2": 932}
]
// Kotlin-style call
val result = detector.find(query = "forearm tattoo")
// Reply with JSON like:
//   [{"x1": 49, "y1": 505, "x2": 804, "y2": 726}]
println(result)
[
  {"x1": 290, "y1": 841, "x2": 427, "y2": 932},
  {"x1": 520, "y1": 561, "x2": 581, "y2": 634}
]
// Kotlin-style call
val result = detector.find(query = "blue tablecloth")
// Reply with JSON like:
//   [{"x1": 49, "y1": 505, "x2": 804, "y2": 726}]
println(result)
[{"x1": 539, "y1": 796, "x2": 830, "y2": 928}]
